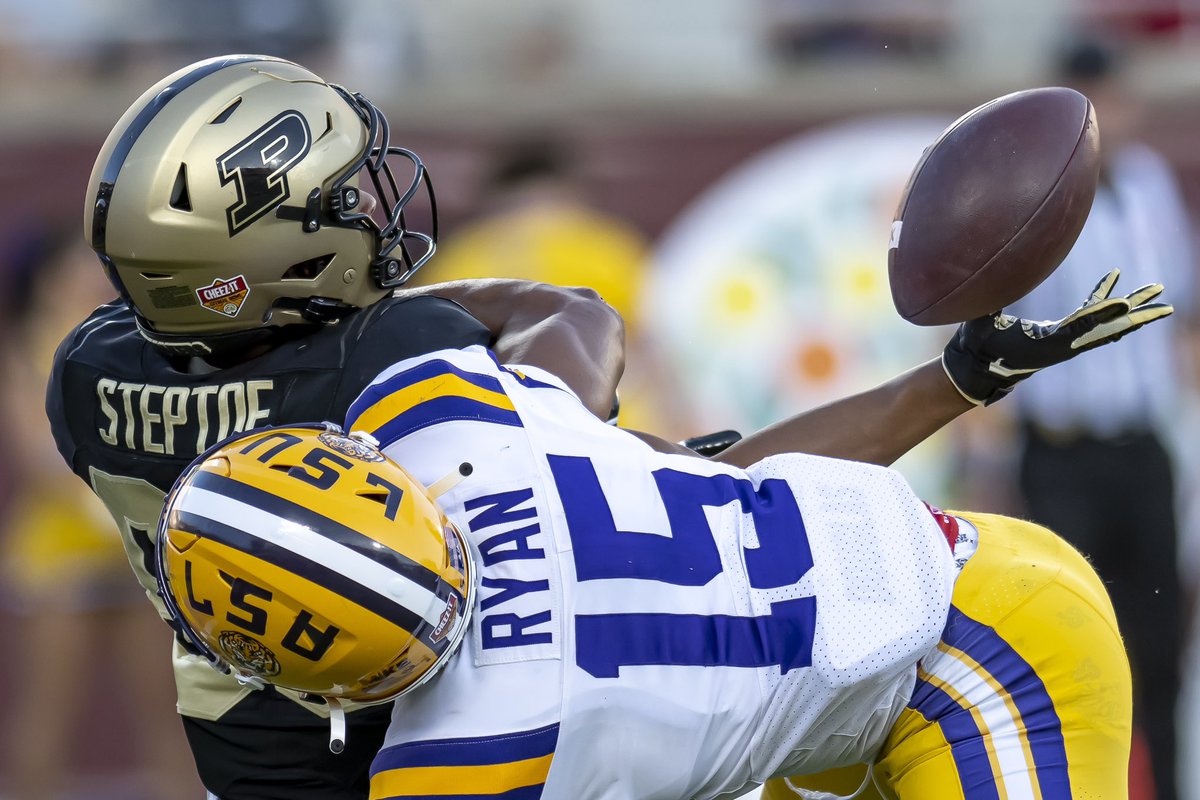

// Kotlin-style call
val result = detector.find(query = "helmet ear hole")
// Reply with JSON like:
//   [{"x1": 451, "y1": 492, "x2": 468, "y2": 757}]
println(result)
[
  {"x1": 315, "y1": 111, "x2": 335, "y2": 142},
  {"x1": 281, "y1": 254, "x2": 335, "y2": 281},
  {"x1": 210, "y1": 97, "x2": 241, "y2": 125},
  {"x1": 358, "y1": 489, "x2": 392, "y2": 509},
  {"x1": 170, "y1": 165, "x2": 193, "y2": 212}
]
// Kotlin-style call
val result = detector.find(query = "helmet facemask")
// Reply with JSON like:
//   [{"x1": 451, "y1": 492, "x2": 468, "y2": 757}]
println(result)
[{"x1": 326, "y1": 85, "x2": 438, "y2": 292}]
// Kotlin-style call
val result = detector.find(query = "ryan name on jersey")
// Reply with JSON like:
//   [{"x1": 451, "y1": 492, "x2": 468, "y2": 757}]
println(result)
[
  {"x1": 94, "y1": 376, "x2": 275, "y2": 456},
  {"x1": 464, "y1": 485, "x2": 558, "y2": 654}
]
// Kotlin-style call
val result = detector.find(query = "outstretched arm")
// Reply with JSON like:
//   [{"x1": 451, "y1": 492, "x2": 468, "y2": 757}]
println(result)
[
  {"x1": 714, "y1": 358, "x2": 968, "y2": 467},
  {"x1": 713, "y1": 269, "x2": 1172, "y2": 467},
  {"x1": 398, "y1": 279, "x2": 625, "y2": 420}
]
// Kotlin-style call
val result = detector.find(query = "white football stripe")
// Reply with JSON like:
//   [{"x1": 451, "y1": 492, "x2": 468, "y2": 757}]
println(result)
[
  {"x1": 181, "y1": 485, "x2": 445, "y2": 627},
  {"x1": 923, "y1": 647, "x2": 1039, "y2": 800}
]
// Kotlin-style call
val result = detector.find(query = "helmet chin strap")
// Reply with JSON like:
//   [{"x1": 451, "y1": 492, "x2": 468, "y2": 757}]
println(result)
[
  {"x1": 327, "y1": 696, "x2": 347, "y2": 754},
  {"x1": 426, "y1": 466, "x2": 470, "y2": 499},
  {"x1": 297, "y1": 691, "x2": 353, "y2": 754}
]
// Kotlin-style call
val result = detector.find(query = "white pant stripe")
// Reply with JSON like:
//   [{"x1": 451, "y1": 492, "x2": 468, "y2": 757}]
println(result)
[{"x1": 922, "y1": 646, "x2": 1039, "y2": 800}]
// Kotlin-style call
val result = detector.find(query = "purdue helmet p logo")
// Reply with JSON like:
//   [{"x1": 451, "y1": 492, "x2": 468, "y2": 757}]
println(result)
[{"x1": 218, "y1": 110, "x2": 312, "y2": 236}]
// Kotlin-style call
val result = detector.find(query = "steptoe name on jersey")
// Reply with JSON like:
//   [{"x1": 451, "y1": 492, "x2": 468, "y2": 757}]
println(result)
[{"x1": 95, "y1": 377, "x2": 274, "y2": 455}]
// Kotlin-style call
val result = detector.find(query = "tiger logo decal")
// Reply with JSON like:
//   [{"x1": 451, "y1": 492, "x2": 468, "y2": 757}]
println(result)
[{"x1": 218, "y1": 630, "x2": 282, "y2": 677}]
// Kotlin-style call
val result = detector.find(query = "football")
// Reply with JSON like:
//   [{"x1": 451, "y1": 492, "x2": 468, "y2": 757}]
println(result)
[{"x1": 888, "y1": 86, "x2": 1100, "y2": 326}]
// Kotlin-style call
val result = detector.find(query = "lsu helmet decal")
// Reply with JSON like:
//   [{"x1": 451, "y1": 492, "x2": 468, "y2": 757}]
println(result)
[
  {"x1": 156, "y1": 424, "x2": 474, "y2": 716},
  {"x1": 86, "y1": 54, "x2": 438, "y2": 355}
]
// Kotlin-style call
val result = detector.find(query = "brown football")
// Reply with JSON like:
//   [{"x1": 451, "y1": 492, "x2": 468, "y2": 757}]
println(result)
[{"x1": 888, "y1": 87, "x2": 1100, "y2": 326}]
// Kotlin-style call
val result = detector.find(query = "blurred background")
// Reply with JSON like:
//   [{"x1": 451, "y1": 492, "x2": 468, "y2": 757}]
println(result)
[{"x1": 1, "y1": 0, "x2": 1199, "y2": 797}]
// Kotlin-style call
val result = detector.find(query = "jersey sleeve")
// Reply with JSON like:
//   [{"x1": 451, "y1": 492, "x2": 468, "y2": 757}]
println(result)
[
  {"x1": 344, "y1": 347, "x2": 526, "y2": 447},
  {"x1": 45, "y1": 323, "x2": 87, "y2": 481},
  {"x1": 370, "y1": 723, "x2": 559, "y2": 800}
]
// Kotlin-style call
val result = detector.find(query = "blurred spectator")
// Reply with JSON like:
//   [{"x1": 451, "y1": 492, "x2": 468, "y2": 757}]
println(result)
[
  {"x1": 0, "y1": 230, "x2": 203, "y2": 799},
  {"x1": 416, "y1": 138, "x2": 666, "y2": 432},
  {"x1": 1006, "y1": 35, "x2": 1196, "y2": 800},
  {"x1": 164, "y1": 0, "x2": 334, "y2": 65}
]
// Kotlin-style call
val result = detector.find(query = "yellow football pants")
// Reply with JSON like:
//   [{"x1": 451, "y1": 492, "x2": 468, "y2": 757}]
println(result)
[{"x1": 763, "y1": 512, "x2": 1132, "y2": 800}]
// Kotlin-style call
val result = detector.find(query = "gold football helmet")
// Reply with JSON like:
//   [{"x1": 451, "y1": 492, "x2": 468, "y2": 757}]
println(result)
[
  {"x1": 85, "y1": 55, "x2": 437, "y2": 355},
  {"x1": 156, "y1": 424, "x2": 474, "y2": 730}
]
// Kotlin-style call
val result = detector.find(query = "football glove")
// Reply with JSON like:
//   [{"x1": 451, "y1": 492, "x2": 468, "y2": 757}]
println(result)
[
  {"x1": 680, "y1": 429, "x2": 743, "y2": 457},
  {"x1": 942, "y1": 268, "x2": 1173, "y2": 406}
]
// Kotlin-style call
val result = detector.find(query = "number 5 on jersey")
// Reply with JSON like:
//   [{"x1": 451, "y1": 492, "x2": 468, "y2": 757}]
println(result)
[{"x1": 548, "y1": 456, "x2": 817, "y2": 678}]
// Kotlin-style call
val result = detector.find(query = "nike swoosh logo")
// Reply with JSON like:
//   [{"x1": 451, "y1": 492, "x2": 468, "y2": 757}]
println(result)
[{"x1": 987, "y1": 359, "x2": 1041, "y2": 378}]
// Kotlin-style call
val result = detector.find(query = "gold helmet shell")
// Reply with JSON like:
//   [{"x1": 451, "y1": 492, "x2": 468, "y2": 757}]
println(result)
[
  {"x1": 86, "y1": 55, "x2": 437, "y2": 355},
  {"x1": 156, "y1": 424, "x2": 473, "y2": 705}
]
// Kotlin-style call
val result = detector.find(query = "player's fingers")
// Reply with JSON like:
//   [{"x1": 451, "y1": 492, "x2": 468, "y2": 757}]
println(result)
[
  {"x1": 1107, "y1": 304, "x2": 1176, "y2": 344},
  {"x1": 1060, "y1": 296, "x2": 1129, "y2": 327},
  {"x1": 1070, "y1": 302, "x2": 1173, "y2": 351},
  {"x1": 1126, "y1": 302, "x2": 1174, "y2": 325},
  {"x1": 1086, "y1": 269, "x2": 1121, "y2": 304},
  {"x1": 1071, "y1": 316, "x2": 1132, "y2": 350},
  {"x1": 1124, "y1": 283, "x2": 1165, "y2": 308}
]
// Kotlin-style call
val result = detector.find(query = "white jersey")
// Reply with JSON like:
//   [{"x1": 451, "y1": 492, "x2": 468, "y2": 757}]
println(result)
[{"x1": 345, "y1": 346, "x2": 957, "y2": 799}]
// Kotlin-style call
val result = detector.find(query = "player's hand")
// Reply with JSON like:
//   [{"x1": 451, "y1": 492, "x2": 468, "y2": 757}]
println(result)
[{"x1": 941, "y1": 268, "x2": 1173, "y2": 405}]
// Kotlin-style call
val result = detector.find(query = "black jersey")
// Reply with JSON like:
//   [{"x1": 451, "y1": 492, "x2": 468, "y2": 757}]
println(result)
[
  {"x1": 49, "y1": 295, "x2": 489, "y2": 494},
  {"x1": 46, "y1": 295, "x2": 490, "y2": 800}
]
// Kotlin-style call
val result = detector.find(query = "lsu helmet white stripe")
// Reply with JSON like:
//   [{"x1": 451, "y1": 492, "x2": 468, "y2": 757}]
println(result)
[{"x1": 183, "y1": 485, "x2": 447, "y2": 627}]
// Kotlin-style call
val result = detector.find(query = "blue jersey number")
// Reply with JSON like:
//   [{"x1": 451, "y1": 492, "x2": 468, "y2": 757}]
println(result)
[{"x1": 547, "y1": 455, "x2": 816, "y2": 678}]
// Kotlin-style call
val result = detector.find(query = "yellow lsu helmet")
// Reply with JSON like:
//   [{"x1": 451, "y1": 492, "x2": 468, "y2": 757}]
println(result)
[
  {"x1": 156, "y1": 423, "x2": 473, "y2": 747},
  {"x1": 86, "y1": 54, "x2": 437, "y2": 356}
]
